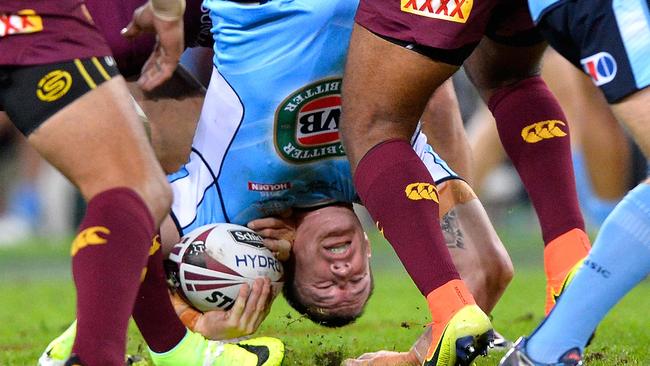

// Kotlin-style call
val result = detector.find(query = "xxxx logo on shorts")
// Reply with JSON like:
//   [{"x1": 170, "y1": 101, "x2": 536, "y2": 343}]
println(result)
[
  {"x1": 405, "y1": 182, "x2": 439, "y2": 202},
  {"x1": 70, "y1": 226, "x2": 110, "y2": 256},
  {"x1": 400, "y1": 0, "x2": 473, "y2": 24},
  {"x1": 36, "y1": 70, "x2": 72, "y2": 102},
  {"x1": 521, "y1": 120, "x2": 567, "y2": 143},
  {"x1": 275, "y1": 78, "x2": 345, "y2": 163},
  {"x1": 0, "y1": 9, "x2": 43, "y2": 37}
]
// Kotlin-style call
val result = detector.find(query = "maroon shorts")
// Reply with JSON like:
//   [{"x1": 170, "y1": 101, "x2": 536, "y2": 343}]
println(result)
[
  {"x1": 0, "y1": 0, "x2": 112, "y2": 66},
  {"x1": 86, "y1": 0, "x2": 212, "y2": 78},
  {"x1": 0, "y1": 57, "x2": 119, "y2": 135},
  {"x1": 355, "y1": 0, "x2": 543, "y2": 65}
]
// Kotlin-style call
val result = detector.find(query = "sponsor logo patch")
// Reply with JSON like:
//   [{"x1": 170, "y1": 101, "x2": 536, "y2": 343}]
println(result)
[
  {"x1": 248, "y1": 181, "x2": 292, "y2": 192},
  {"x1": 400, "y1": 0, "x2": 473, "y2": 24},
  {"x1": 521, "y1": 120, "x2": 567, "y2": 143},
  {"x1": 581, "y1": 52, "x2": 617, "y2": 86},
  {"x1": 36, "y1": 70, "x2": 72, "y2": 102},
  {"x1": 71, "y1": 226, "x2": 110, "y2": 256},
  {"x1": 0, "y1": 9, "x2": 43, "y2": 37},
  {"x1": 405, "y1": 182, "x2": 439, "y2": 202},
  {"x1": 228, "y1": 230, "x2": 265, "y2": 248},
  {"x1": 275, "y1": 78, "x2": 345, "y2": 163}
]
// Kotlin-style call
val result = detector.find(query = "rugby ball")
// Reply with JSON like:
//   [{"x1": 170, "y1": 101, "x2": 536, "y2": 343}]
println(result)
[{"x1": 165, "y1": 223, "x2": 284, "y2": 312}]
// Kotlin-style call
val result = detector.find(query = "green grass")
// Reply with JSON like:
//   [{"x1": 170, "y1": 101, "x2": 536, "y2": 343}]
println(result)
[{"x1": 1, "y1": 216, "x2": 649, "y2": 365}]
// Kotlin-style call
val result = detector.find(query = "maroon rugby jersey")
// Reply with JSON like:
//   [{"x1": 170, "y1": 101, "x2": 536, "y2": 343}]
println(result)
[
  {"x1": 0, "y1": 0, "x2": 111, "y2": 66},
  {"x1": 85, "y1": 0, "x2": 212, "y2": 77}
]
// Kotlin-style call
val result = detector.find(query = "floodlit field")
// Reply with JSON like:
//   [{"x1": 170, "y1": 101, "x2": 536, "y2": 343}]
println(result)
[{"x1": 1, "y1": 206, "x2": 649, "y2": 365}]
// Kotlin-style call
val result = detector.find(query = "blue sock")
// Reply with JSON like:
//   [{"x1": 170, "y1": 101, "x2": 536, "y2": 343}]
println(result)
[{"x1": 527, "y1": 183, "x2": 650, "y2": 362}]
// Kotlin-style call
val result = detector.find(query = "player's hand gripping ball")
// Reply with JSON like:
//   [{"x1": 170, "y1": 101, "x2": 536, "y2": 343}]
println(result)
[{"x1": 166, "y1": 223, "x2": 284, "y2": 312}]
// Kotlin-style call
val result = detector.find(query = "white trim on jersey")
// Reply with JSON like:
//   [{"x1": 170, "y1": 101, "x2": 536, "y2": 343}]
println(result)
[
  {"x1": 171, "y1": 68, "x2": 244, "y2": 229},
  {"x1": 412, "y1": 130, "x2": 458, "y2": 183}
]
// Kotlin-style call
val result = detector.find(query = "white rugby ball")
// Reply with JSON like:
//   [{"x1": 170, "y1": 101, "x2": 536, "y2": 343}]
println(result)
[{"x1": 166, "y1": 223, "x2": 284, "y2": 312}]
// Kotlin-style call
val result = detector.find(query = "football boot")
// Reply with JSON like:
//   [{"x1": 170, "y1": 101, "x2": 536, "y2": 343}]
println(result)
[
  {"x1": 547, "y1": 259, "x2": 584, "y2": 314},
  {"x1": 423, "y1": 304, "x2": 494, "y2": 366},
  {"x1": 490, "y1": 330, "x2": 513, "y2": 352},
  {"x1": 39, "y1": 321, "x2": 77, "y2": 366},
  {"x1": 40, "y1": 321, "x2": 284, "y2": 366},
  {"x1": 544, "y1": 229, "x2": 591, "y2": 315},
  {"x1": 499, "y1": 337, "x2": 583, "y2": 366},
  {"x1": 150, "y1": 330, "x2": 285, "y2": 366}
]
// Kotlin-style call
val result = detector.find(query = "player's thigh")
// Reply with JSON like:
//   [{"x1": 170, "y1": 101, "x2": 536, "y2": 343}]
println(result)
[
  {"x1": 464, "y1": 0, "x2": 547, "y2": 99},
  {"x1": 611, "y1": 88, "x2": 650, "y2": 160},
  {"x1": 341, "y1": 24, "x2": 457, "y2": 170},
  {"x1": 420, "y1": 80, "x2": 472, "y2": 181},
  {"x1": 128, "y1": 68, "x2": 204, "y2": 174},
  {"x1": 27, "y1": 76, "x2": 170, "y2": 220},
  {"x1": 537, "y1": 0, "x2": 650, "y2": 161},
  {"x1": 464, "y1": 38, "x2": 547, "y2": 101},
  {"x1": 0, "y1": 111, "x2": 9, "y2": 127}
]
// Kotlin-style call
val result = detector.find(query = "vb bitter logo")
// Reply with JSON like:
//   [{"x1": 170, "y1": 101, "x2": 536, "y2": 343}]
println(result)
[{"x1": 275, "y1": 78, "x2": 345, "y2": 163}]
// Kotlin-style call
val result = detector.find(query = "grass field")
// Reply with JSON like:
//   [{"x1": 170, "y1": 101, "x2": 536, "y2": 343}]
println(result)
[{"x1": 1, "y1": 206, "x2": 649, "y2": 365}]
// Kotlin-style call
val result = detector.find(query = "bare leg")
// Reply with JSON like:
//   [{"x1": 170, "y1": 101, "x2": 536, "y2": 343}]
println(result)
[
  {"x1": 343, "y1": 24, "x2": 492, "y2": 365},
  {"x1": 543, "y1": 50, "x2": 631, "y2": 201},
  {"x1": 420, "y1": 80, "x2": 474, "y2": 183},
  {"x1": 128, "y1": 67, "x2": 205, "y2": 174},
  {"x1": 26, "y1": 75, "x2": 171, "y2": 365},
  {"x1": 465, "y1": 103, "x2": 505, "y2": 194},
  {"x1": 341, "y1": 26, "x2": 456, "y2": 171}
]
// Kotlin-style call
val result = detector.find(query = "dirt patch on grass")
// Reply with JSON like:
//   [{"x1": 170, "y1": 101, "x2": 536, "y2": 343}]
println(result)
[{"x1": 313, "y1": 349, "x2": 345, "y2": 366}]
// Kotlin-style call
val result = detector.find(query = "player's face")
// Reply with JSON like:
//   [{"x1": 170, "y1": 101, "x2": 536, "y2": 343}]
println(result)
[{"x1": 292, "y1": 204, "x2": 372, "y2": 315}]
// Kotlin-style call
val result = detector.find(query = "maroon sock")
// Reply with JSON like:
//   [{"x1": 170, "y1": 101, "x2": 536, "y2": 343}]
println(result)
[
  {"x1": 71, "y1": 188, "x2": 154, "y2": 366},
  {"x1": 354, "y1": 139, "x2": 460, "y2": 295},
  {"x1": 488, "y1": 76, "x2": 585, "y2": 244},
  {"x1": 132, "y1": 234, "x2": 187, "y2": 353}
]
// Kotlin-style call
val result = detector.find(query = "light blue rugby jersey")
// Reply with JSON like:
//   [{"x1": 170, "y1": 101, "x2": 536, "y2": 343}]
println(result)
[
  {"x1": 528, "y1": 0, "x2": 562, "y2": 22},
  {"x1": 169, "y1": 0, "x2": 457, "y2": 235}
]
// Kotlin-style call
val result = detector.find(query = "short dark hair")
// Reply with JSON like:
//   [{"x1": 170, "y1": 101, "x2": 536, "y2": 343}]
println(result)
[{"x1": 281, "y1": 256, "x2": 374, "y2": 328}]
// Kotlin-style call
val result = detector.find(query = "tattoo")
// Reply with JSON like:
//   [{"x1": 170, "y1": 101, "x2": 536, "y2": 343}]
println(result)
[{"x1": 441, "y1": 209, "x2": 465, "y2": 249}]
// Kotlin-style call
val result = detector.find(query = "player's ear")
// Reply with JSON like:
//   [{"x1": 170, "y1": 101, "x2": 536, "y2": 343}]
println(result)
[{"x1": 363, "y1": 232, "x2": 372, "y2": 258}]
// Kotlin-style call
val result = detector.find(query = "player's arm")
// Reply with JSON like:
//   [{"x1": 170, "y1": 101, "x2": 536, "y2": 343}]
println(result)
[
  {"x1": 171, "y1": 277, "x2": 273, "y2": 340},
  {"x1": 170, "y1": 215, "x2": 294, "y2": 339},
  {"x1": 122, "y1": 0, "x2": 186, "y2": 91},
  {"x1": 247, "y1": 212, "x2": 296, "y2": 262},
  {"x1": 159, "y1": 217, "x2": 275, "y2": 340},
  {"x1": 342, "y1": 328, "x2": 430, "y2": 365}
]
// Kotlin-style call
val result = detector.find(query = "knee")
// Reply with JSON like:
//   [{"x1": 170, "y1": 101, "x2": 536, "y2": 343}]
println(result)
[
  {"x1": 139, "y1": 174, "x2": 173, "y2": 225},
  {"x1": 495, "y1": 254, "x2": 514, "y2": 291}
]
